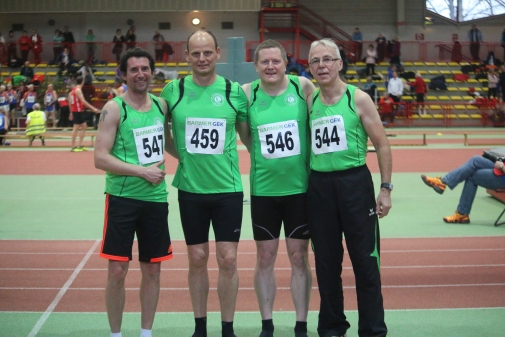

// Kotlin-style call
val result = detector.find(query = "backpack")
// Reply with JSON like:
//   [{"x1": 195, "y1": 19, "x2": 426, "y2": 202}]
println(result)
[
  {"x1": 429, "y1": 75, "x2": 447, "y2": 90},
  {"x1": 400, "y1": 71, "x2": 416, "y2": 80}
]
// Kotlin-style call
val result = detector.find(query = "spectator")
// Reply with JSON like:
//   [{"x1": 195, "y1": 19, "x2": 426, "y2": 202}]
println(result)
[
  {"x1": 62, "y1": 26, "x2": 75, "y2": 58},
  {"x1": 25, "y1": 103, "x2": 46, "y2": 146},
  {"x1": 286, "y1": 54, "x2": 304, "y2": 75},
  {"x1": 0, "y1": 85, "x2": 9, "y2": 123},
  {"x1": 421, "y1": 155, "x2": 505, "y2": 224},
  {"x1": 85, "y1": 29, "x2": 96, "y2": 64},
  {"x1": 6, "y1": 83, "x2": 17, "y2": 130},
  {"x1": 501, "y1": 27, "x2": 505, "y2": 61},
  {"x1": 18, "y1": 31, "x2": 31, "y2": 63},
  {"x1": 363, "y1": 76, "x2": 378, "y2": 102},
  {"x1": 378, "y1": 90, "x2": 395, "y2": 125},
  {"x1": 0, "y1": 102, "x2": 8, "y2": 145},
  {"x1": 407, "y1": 72, "x2": 428, "y2": 115},
  {"x1": 20, "y1": 61, "x2": 34, "y2": 82},
  {"x1": 57, "y1": 94, "x2": 70, "y2": 128},
  {"x1": 125, "y1": 27, "x2": 136, "y2": 50},
  {"x1": 300, "y1": 63, "x2": 312, "y2": 79},
  {"x1": 375, "y1": 32, "x2": 387, "y2": 63},
  {"x1": 451, "y1": 40, "x2": 462, "y2": 63},
  {"x1": 7, "y1": 30, "x2": 17, "y2": 63},
  {"x1": 467, "y1": 24, "x2": 483, "y2": 62},
  {"x1": 387, "y1": 70, "x2": 403, "y2": 118},
  {"x1": 499, "y1": 65, "x2": 505, "y2": 98},
  {"x1": 52, "y1": 29, "x2": 64, "y2": 63},
  {"x1": 488, "y1": 69, "x2": 499, "y2": 99},
  {"x1": 365, "y1": 44, "x2": 377, "y2": 75},
  {"x1": 57, "y1": 47, "x2": 72, "y2": 77},
  {"x1": 112, "y1": 28, "x2": 125, "y2": 63},
  {"x1": 30, "y1": 30, "x2": 43, "y2": 64},
  {"x1": 390, "y1": 36, "x2": 401, "y2": 65},
  {"x1": 152, "y1": 30, "x2": 165, "y2": 62},
  {"x1": 0, "y1": 32, "x2": 4, "y2": 60},
  {"x1": 352, "y1": 27, "x2": 363, "y2": 62},
  {"x1": 338, "y1": 45, "x2": 348, "y2": 75}
]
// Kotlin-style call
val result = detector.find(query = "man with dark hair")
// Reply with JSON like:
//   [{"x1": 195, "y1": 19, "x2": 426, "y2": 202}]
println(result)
[
  {"x1": 242, "y1": 39, "x2": 316, "y2": 337},
  {"x1": 62, "y1": 25, "x2": 75, "y2": 58},
  {"x1": 69, "y1": 76, "x2": 99, "y2": 152},
  {"x1": 95, "y1": 47, "x2": 173, "y2": 337},
  {"x1": 161, "y1": 30, "x2": 249, "y2": 337}
]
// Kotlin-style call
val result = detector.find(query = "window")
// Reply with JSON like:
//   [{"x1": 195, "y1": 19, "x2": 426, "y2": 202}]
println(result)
[{"x1": 426, "y1": 0, "x2": 505, "y2": 21}]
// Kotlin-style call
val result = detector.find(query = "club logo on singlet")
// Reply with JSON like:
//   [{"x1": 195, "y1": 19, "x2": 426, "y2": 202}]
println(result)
[
  {"x1": 211, "y1": 93, "x2": 225, "y2": 106},
  {"x1": 284, "y1": 93, "x2": 297, "y2": 106}
]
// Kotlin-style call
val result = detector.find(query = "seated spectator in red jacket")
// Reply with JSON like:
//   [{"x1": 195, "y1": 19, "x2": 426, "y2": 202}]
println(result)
[{"x1": 378, "y1": 91, "x2": 395, "y2": 125}]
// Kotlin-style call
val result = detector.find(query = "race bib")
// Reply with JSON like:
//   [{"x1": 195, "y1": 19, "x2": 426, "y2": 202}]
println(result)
[
  {"x1": 185, "y1": 117, "x2": 226, "y2": 154},
  {"x1": 258, "y1": 120, "x2": 300, "y2": 159},
  {"x1": 27, "y1": 95, "x2": 35, "y2": 103},
  {"x1": 311, "y1": 115, "x2": 348, "y2": 154},
  {"x1": 133, "y1": 124, "x2": 164, "y2": 165},
  {"x1": 45, "y1": 94, "x2": 52, "y2": 104},
  {"x1": 0, "y1": 96, "x2": 5, "y2": 104}
]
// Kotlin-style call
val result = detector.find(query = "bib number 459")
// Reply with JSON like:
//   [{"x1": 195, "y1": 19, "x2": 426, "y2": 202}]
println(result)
[{"x1": 190, "y1": 128, "x2": 219, "y2": 149}]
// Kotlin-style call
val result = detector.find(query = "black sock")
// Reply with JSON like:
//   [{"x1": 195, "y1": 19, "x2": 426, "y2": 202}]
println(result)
[
  {"x1": 222, "y1": 321, "x2": 234, "y2": 337},
  {"x1": 294, "y1": 321, "x2": 307, "y2": 333},
  {"x1": 194, "y1": 317, "x2": 207, "y2": 337},
  {"x1": 262, "y1": 319, "x2": 274, "y2": 332}
]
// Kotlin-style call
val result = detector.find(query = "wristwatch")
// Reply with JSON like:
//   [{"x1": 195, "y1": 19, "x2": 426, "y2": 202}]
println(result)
[{"x1": 380, "y1": 182, "x2": 394, "y2": 191}]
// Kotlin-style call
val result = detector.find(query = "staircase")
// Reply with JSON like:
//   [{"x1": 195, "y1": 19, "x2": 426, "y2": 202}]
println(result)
[{"x1": 259, "y1": 1, "x2": 352, "y2": 60}]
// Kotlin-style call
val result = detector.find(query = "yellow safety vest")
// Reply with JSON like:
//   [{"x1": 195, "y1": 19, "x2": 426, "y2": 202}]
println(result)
[{"x1": 26, "y1": 110, "x2": 46, "y2": 136}]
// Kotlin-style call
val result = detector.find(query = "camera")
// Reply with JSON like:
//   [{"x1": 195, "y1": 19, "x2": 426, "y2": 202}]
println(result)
[{"x1": 482, "y1": 150, "x2": 505, "y2": 162}]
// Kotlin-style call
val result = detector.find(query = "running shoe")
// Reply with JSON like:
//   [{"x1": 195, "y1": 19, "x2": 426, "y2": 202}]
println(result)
[
  {"x1": 70, "y1": 147, "x2": 83, "y2": 152},
  {"x1": 421, "y1": 175, "x2": 446, "y2": 194},
  {"x1": 443, "y1": 211, "x2": 470, "y2": 224},
  {"x1": 78, "y1": 146, "x2": 88, "y2": 151}
]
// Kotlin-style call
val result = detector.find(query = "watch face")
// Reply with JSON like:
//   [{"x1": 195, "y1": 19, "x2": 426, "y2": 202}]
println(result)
[{"x1": 381, "y1": 183, "x2": 393, "y2": 190}]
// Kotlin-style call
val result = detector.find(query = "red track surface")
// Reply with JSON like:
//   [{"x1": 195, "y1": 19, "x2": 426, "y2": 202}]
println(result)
[{"x1": 1, "y1": 238, "x2": 504, "y2": 312}]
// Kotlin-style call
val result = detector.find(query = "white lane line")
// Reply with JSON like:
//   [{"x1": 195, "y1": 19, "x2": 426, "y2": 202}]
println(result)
[
  {"x1": 2, "y1": 263, "x2": 505, "y2": 272},
  {"x1": 26, "y1": 240, "x2": 100, "y2": 337},
  {"x1": 2, "y1": 247, "x2": 505, "y2": 255},
  {"x1": 4, "y1": 283, "x2": 505, "y2": 292}
]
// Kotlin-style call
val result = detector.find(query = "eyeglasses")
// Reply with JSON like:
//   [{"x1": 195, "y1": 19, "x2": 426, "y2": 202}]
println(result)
[{"x1": 309, "y1": 57, "x2": 339, "y2": 67}]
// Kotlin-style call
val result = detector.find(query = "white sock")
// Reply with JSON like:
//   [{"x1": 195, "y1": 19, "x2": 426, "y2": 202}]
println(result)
[
  {"x1": 111, "y1": 333, "x2": 122, "y2": 337},
  {"x1": 140, "y1": 328, "x2": 152, "y2": 337}
]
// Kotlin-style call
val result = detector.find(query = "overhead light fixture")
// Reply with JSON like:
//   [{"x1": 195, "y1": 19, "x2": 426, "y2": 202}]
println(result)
[{"x1": 192, "y1": 18, "x2": 201, "y2": 26}]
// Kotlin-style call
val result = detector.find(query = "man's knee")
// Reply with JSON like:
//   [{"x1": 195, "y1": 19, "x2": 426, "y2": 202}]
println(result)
[{"x1": 108, "y1": 261, "x2": 129, "y2": 283}]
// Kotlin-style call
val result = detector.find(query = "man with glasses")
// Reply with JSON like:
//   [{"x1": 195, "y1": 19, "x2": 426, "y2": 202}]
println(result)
[
  {"x1": 306, "y1": 38, "x2": 392, "y2": 337},
  {"x1": 241, "y1": 39, "x2": 316, "y2": 337}
]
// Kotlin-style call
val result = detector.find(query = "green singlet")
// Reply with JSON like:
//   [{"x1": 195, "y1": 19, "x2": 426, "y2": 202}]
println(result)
[
  {"x1": 248, "y1": 75, "x2": 309, "y2": 196},
  {"x1": 309, "y1": 84, "x2": 368, "y2": 172},
  {"x1": 160, "y1": 75, "x2": 248, "y2": 193},
  {"x1": 105, "y1": 95, "x2": 168, "y2": 202}
]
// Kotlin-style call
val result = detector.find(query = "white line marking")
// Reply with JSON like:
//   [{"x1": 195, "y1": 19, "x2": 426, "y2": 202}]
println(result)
[
  {"x1": 2, "y1": 263, "x2": 505, "y2": 272},
  {"x1": 3, "y1": 283, "x2": 505, "y2": 292},
  {"x1": 26, "y1": 240, "x2": 100, "y2": 337},
  {"x1": 2, "y1": 247, "x2": 505, "y2": 255}
]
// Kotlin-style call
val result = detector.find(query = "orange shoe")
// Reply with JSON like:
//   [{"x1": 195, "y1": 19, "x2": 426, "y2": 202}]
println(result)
[
  {"x1": 443, "y1": 211, "x2": 470, "y2": 224},
  {"x1": 421, "y1": 175, "x2": 446, "y2": 194}
]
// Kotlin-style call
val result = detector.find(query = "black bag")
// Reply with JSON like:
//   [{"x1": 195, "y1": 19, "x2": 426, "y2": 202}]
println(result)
[
  {"x1": 429, "y1": 75, "x2": 447, "y2": 90},
  {"x1": 401, "y1": 71, "x2": 416, "y2": 80},
  {"x1": 461, "y1": 65, "x2": 473, "y2": 74}
]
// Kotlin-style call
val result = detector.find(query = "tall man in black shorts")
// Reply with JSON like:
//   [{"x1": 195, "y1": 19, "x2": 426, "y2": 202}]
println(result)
[
  {"x1": 95, "y1": 48, "x2": 173, "y2": 337},
  {"x1": 161, "y1": 30, "x2": 250, "y2": 337}
]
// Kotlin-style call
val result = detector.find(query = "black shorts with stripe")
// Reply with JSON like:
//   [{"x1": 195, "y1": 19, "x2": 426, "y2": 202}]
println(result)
[
  {"x1": 178, "y1": 190, "x2": 243, "y2": 245},
  {"x1": 251, "y1": 193, "x2": 310, "y2": 241},
  {"x1": 100, "y1": 194, "x2": 172, "y2": 263}
]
